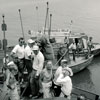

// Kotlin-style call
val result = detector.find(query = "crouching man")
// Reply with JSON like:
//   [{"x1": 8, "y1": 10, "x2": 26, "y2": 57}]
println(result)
[
  {"x1": 5, "y1": 61, "x2": 20, "y2": 100},
  {"x1": 56, "y1": 68, "x2": 73, "y2": 100}
]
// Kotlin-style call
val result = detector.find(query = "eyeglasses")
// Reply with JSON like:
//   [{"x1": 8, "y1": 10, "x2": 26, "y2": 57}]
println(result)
[{"x1": 20, "y1": 41, "x2": 24, "y2": 44}]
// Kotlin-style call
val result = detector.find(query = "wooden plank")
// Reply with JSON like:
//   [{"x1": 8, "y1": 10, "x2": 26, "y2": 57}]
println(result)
[{"x1": 72, "y1": 87, "x2": 99, "y2": 100}]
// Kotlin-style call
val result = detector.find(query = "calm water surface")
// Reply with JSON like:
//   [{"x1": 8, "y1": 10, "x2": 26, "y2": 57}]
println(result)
[
  {"x1": 72, "y1": 55, "x2": 100, "y2": 95},
  {"x1": 0, "y1": 0, "x2": 100, "y2": 45},
  {"x1": 0, "y1": 0, "x2": 100, "y2": 95}
]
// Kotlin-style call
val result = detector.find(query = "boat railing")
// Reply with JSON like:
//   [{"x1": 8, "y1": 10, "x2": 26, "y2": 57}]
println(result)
[{"x1": 72, "y1": 86, "x2": 99, "y2": 100}]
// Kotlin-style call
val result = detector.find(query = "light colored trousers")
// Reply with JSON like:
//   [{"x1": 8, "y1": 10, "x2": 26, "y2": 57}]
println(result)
[{"x1": 42, "y1": 81, "x2": 53, "y2": 98}]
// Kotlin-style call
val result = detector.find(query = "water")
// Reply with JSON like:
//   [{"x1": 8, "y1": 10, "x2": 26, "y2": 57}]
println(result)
[
  {"x1": 0, "y1": 0, "x2": 100, "y2": 95},
  {"x1": 0, "y1": 0, "x2": 100, "y2": 45},
  {"x1": 72, "y1": 55, "x2": 100, "y2": 95}
]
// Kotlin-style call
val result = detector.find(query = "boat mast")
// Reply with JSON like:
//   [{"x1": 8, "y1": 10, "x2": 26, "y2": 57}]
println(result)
[
  {"x1": 18, "y1": 9, "x2": 25, "y2": 41},
  {"x1": 44, "y1": 2, "x2": 49, "y2": 34}
]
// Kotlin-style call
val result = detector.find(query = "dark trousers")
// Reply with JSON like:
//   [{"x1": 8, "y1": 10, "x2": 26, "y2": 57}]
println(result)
[
  {"x1": 17, "y1": 58, "x2": 25, "y2": 82},
  {"x1": 25, "y1": 59, "x2": 32, "y2": 74},
  {"x1": 72, "y1": 49, "x2": 76, "y2": 61},
  {"x1": 17, "y1": 58, "x2": 25, "y2": 73},
  {"x1": 30, "y1": 69, "x2": 40, "y2": 96},
  {"x1": 52, "y1": 82, "x2": 61, "y2": 97}
]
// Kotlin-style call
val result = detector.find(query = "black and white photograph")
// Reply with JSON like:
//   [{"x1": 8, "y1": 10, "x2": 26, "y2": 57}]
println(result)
[{"x1": 0, "y1": 0, "x2": 100, "y2": 100}]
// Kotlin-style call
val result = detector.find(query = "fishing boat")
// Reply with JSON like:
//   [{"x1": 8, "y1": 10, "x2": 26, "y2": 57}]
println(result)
[
  {"x1": 52, "y1": 54, "x2": 94, "y2": 74},
  {"x1": 46, "y1": 29, "x2": 100, "y2": 57}
]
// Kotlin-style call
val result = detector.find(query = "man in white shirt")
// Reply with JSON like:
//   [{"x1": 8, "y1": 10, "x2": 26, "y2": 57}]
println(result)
[
  {"x1": 24, "y1": 39, "x2": 35, "y2": 74},
  {"x1": 30, "y1": 45, "x2": 44, "y2": 98},
  {"x1": 69, "y1": 39, "x2": 77, "y2": 61},
  {"x1": 56, "y1": 68, "x2": 72, "y2": 99},
  {"x1": 53, "y1": 59, "x2": 73, "y2": 97},
  {"x1": 11, "y1": 37, "x2": 25, "y2": 82}
]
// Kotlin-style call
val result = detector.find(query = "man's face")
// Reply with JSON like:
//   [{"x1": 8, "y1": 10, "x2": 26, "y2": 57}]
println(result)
[
  {"x1": 46, "y1": 61, "x2": 52, "y2": 70},
  {"x1": 19, "y1": 40, "x2": 24, "y2": 46},
  {"x1": 61, "y1": 62, "x2": 67, "y2": 68},
  {"x1": 33, "y1": 50, "x2": 39, "y2": 55}
]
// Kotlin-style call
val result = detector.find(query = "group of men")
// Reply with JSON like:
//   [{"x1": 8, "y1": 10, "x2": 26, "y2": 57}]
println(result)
[
  {"x1": 3, "y1": 32, "x2": 74, "y2": 100},
  {"x1": 64, "y1": 36, "x2": 94, "y2": 61}
]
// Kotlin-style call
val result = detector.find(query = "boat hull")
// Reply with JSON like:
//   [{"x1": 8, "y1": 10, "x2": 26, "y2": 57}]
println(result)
[
  {"x1": 53, "y1": 55, "x2": 93, "y2": 74},
  {"x1": 91, "y1": 44, "x2": 100, "y2": 56},
  {"x1": 69, "y1": 55, "x2": 93, "y2": 74}
]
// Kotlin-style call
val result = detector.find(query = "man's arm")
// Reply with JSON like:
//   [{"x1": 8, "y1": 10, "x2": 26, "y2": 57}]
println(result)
[
  {"x1": 56, "y1": 74, "x2": 69, "y2": 83},
  {"x1": 10, "y1": 45, "x2": 18, "y2": 57}
]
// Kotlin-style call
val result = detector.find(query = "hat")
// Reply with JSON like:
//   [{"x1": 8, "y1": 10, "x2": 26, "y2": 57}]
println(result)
[
  {"x1": 61, "y1": 59, "x2": 68, "y2": 63},
  {"x1": 64, "y1": 67, "x2": 73, "y2": 76},
  {"x1": 32, "y1": 45, "x2": 39, "y2": 50},
  {"x1": 27, "y1": 39, "x2": 35, "y2": 44}
]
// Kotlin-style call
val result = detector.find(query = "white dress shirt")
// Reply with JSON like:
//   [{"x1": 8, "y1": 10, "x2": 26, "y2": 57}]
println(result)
[
  {"x1": 32, "y1": 51, "x2": 44, "y2": 75},
  {"x1": 69, "y1": 43, "x2": 76, "y2": 50},
  {"x1": 11, "y1": 44, "x2": 25, "y2": 59},
  {"x1": 24, "y1": 45, "x2": 32, "y2": 60}
]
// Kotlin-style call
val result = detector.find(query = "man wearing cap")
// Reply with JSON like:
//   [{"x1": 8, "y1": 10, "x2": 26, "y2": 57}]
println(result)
[
  {"x1": 3, "y1": 55, "x2": 20, "y2": 100},
  {"x1": 5, "y1": 60, "x2": 20, "y2": 100},
  {"x1": 30, "y1": 45, "x2": 44, "y2": 98},
  {"x1": 53, "y1": 59, "x2": 73, "y2": 97},
  {"x1": 56, "y1": 68, "x2": 72, "y2": 99},
  {"x1": 24, "y1": 39, "x2": 35, "y2": 74}
]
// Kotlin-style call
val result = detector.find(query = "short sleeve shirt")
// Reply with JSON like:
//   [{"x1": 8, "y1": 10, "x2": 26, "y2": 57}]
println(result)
[{"x1": 12, "y1": 44, "x2": 25, "y2": 59}]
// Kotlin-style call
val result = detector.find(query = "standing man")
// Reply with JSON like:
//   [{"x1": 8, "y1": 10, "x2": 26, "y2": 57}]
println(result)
[
  {"x1": 30, "y1": 45, "x2": 44, "y2": 98},
  {"x1": 87, "y1": 37, "x2": 94, "y2": 55},
  {"x1": 24, "y1": 39, "x2": 35, "y2": 75},
  {"x1": 36, "y1": 31, "x2": 55, "y2": 63},
  {"x1": 40, "y1": 60, "x2": 53, "y2": 98},
  {"x1": 69, "y1": 39, "x2": 77, "y2": 61},
  {"x1": 11, "y1": 37, "x2": 25, "y2": 82}
]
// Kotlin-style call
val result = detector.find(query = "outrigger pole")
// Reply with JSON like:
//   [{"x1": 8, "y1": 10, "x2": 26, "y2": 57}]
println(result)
[
  {"x1": 18, "y1": 9, "x2": 25, "y2": 40},
  {"x1": 44, "y1": 2, "x2": 49, "y2": 34}
]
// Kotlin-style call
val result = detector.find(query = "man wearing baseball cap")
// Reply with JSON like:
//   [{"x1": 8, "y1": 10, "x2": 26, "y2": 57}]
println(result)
[
  {"x1": 53, "y1": 59, "x2": 73, "y2": 97},
  {"x1": 30, "y1": 45, "x2": 44, "y2": 98},
  {"x1": 24, "y1": 39, "x2": 35, "y2": 74}
]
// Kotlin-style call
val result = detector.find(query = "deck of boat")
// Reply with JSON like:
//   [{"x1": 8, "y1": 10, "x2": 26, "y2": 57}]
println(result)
[{"x1": 22, "y1": 96, "x2": 77, "y2": 100}]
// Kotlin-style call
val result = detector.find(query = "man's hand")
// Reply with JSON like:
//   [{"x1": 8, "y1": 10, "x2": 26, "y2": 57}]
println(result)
[{"x1": 35, "y1": 74, "x2": 39, "y2": 80}]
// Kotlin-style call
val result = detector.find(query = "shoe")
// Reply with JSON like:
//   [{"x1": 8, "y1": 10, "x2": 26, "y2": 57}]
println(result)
[
  {"x1": 33, "y1": 93, "x2": 43, "y2": 99},
  {"x1": 29, "y1": 94, "x2": 36, "y2": 98}
]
